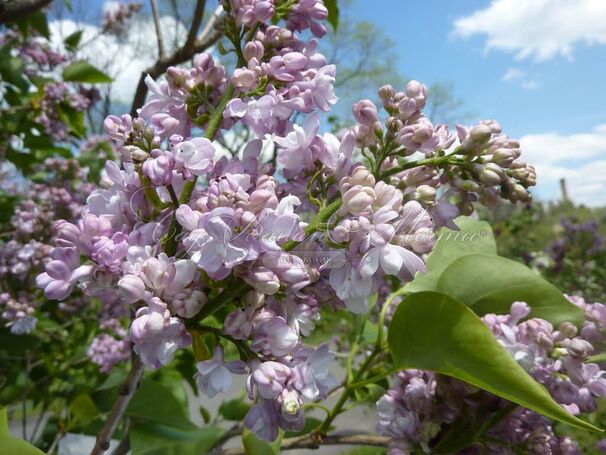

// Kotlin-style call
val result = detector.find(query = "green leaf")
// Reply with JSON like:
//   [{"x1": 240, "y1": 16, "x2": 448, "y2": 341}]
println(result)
[
  {"x1": 68, "y1": 394, "x2": 97, "y2": 428},
  {"x1": 27, "y1": 11, "x2": 50, "y2": 39},
  {"x1": 324, "y1": 0, "x2": 339, "y2": 31},
  {"x1": 284, "y1": 417, "x2": 322, "y2": 438},
  {"x1": 0, "y1": 407, "x2": 45, "y2": 454},
  {"x1": 435, "y1": 254, "x2": 584, "y2": 326},
  {"x1": 242, "y1": 427, "x2": 282, "y2": 455},
  {"x1": 406, "y1": 218, "x2": 496, "y2": 294},
  {"x1": 219, "y1": 395, "x2": 251, "y2": 421},
  {"x1": 95, "y1": 369, "x2": 128, "y2": 391},
  {"x1": 57, "y1": 104, "x2": 85, "y2": 138},
  {"x1": 0, "y1": 53, "x2": 28, "y2": 91},
  {"x1": 192, "y1": 331, "x2": 214, "y2": 361},
  {"x1": 0, "y1": 192, "x2": 20, "y2": 223},
  {"x1": 130, "y1": 423, "x2": 223, "y2": 455},
  {"x1": 588, "y1": 352, "x2": 606, "y2": 364},
  {"x1": 62, "y1": 61, "x2": 112, "y2": 83},
  {"x1": 387, "y1": 291, "x2": 600, "y2": 432},
  {"x1": 343, "y1": 448, "x2": 386, "y2": 455},
  {"x1": 127, "y1": 379, "x2": 195, "y2": 430},
  {"x1": 64, "y1": 30, "x2": 83, "y2": 50},
  {"x1": 353, "y1": 383, "x2": 386, "y2": 403}
]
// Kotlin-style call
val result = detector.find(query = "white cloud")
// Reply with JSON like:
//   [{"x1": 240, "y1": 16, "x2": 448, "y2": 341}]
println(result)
[
  {"x1": 453, "y1": 0, "x2": 606, "y2": 61},
  {"x1": 519, "y1": 124, "x2": 606, "y2": 205},
  {"x1": 102, "y1": 1, "x2": 121, "y2": 14},
  {"x1": 502, "y1": 68, "x2": 523, "y2": 81},
  {"x1": 520, "y1": 80, "x2": 539, "y2": 91},
  {"x1": 49, "y1": 15, "x2": 186, "y2": 103},
  {"x1": 501, "y1": 68, "x2": 540, "y2": 90}
]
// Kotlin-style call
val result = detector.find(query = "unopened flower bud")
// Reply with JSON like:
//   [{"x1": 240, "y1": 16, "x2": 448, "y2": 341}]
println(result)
[
  {"x1": 469, "y1": 124, "x2": 492, "y2": 144},
  {"x1": 340, "y1": 165, "x2": 375, "y2": 192},
  {"x1": 232, "y1": 68, "x2": 257, "y2": 90},
  {"x1": 478, "y1": 166, "x2": 503, "y2": 186},
  {"x1": 279, "y1": 389, "x2": 302, "y2": 421},
  {"x1": 491, "y1": 148, "x2": 518, "y2": 167},
  {"x1": 453, "y1": 177, "x2": 480, "y2": 192},
  {"x1": 374, "y1": 181, "x2": 403, "y2": 211},
  {"x1": 378, "y1": 84, "x2": 395, "y2": 104},
  {"x1": 352, "y1": 99, "x2": 379, "y2": 126},
  {"x1": 126, "y1": 145, "x2": 149, "y2": 162},
  {"x1": 243, "y1": 40, "x2": 264, "y2": 61},
  {"x1": 249, "y1": 189, "x2": 278, "y2": 212},
  {"x1": 282, "y1": 52, "x2": 307, "y2": 72},
  {"x1": 245, "y1": 266, "x2": 280, "y2": 295},
  {"x1": 415, "y1": 185, "x2": 436, "y2": 205},
  {"x1": 341, "y1": 185, "x2": 376, "y2": 216},
  {"x1": 566, "y1": 338, "x2": 593, "y2": 359},
  {"x1": 386, "y1": 116, "x2": 403, "y2": 132},
  {"x1": 243, "y1": 290, "x2": 265, "y2": 309},
  {"x1": 558, "y1": 321, "x2": 578, "y2": 338}
]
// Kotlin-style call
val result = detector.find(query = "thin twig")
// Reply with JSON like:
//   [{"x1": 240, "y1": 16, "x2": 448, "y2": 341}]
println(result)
[
  {"x1": 185, "y1": 0, "x2": 206, "y2": 50},
  {"x1": 110, "y1": 434, "x2": 131, "y2": 455},
  {"x1": 46, "y1": 431, "x2": 63, "y2": 455},
  {"x1": 90, "y1": 357, "x2": 144, "y2": 455},
  {"x1": 208, "y1": 423, "x2": 243, "y2": 453},
  {"x1": 129, "y1": 6, "x2": 224, "y2": 116},
  {"x1": 30, "y1": 401, "x2": 48, "y2": 444},
  {"x1": 149, "y1": 0, "x2": 165, "y2": 58},
  {"x1": 218, "y1": 433, "x2": 391, "y2": 454}
]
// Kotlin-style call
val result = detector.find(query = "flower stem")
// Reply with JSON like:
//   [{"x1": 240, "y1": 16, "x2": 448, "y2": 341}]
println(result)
[
  {"x1": 317, "y1": 346, "x2": 380, "y2": 435},
  {"x1": 282, "y1": 198, "x2": 342, "y2": 251},
  {"x1": 162, "y1": 84, "x2": 236, "y2": 255}
]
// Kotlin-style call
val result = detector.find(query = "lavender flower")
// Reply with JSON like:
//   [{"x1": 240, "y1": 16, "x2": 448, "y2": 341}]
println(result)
[{"x1": 196, "y1": 345, "x2": 247, "y2": 398}]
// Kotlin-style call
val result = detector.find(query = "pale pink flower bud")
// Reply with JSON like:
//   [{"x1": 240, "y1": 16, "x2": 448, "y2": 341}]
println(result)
[
  {"x1": 340, "y1": 165, "x2": 375, "y2": 192},
  {"x1": 378, "y1": 84, "x2": 395, "y2": 104},
  {"x1": 243, "y1": 40, "x2": 264, "y2": 61},
  {"x1": 373, "y1": 181, "x2": 403, "y2": 211},
  {"x1": 341, "y1": 185, "x2": 376, "y2": 216},
  {"x1": 118, "y1": 274, "x2": 147, "y2": 304},
  {"x1": 352, "y1": 99, "x2": 379, "y2": 126},
  {"x1": 232, "y1": 68, "x2": 257, "y2": 90},
  {"x1": 414, "y1": 185, "x2": 436, "y2": 205},
  {"x1": 282, "y1": 52, "x2": 307, "y2": 72},
  {"x1": 249, "y1": 189, "x2": 279, "y2": 212}
]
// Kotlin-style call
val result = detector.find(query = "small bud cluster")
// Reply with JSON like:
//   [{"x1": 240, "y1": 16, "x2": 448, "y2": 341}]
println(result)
[
  {"x1": 348, "y1": 83, "x2": 536, "y2": 224},
  {"x1": 101, "y1": 2, "x2": 143, "y2": 35},
  {"x1": 37, "y1": 82, "x2": 100, "y2": 141}
]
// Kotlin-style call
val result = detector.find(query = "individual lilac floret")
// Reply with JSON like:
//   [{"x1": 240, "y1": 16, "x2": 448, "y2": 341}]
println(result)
[
  {"x1": 292, "y1": 344, "x2": 339, "y2": 399},
  {"x1": 130, "y1": 298, "x2": 191, "y2": 369},
  {"x1": 195, "y1": 345, "x2": 247, "y2": 398},
  {"x1": 244, "y1": 398, "x2": 281, "y2": 442},
  {"x1": 36, "y1": 247, "x2": 93, "y2": 300},
  {"x1": 247, "y1": 361, "x2": 292, "y2": 400}
]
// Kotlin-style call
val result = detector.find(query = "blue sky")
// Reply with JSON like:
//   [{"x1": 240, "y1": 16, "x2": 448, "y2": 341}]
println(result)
[
  {"x1": 51, "y1": 0, "x2": 606, "y2": 205},
  {"x1": 348, "y1": 0, "x2": 606, "y2": 137}
]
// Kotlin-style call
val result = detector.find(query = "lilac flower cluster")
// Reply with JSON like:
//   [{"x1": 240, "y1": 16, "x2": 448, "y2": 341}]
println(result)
[
  {"x1": 101, "y1": 2, "x2": 143, "y2": 35},
  {"x1": 88, "y1": 319, "x2": 131, "y2": 372},
  {"x1": 0, "y1": 158, "x2": 92, "y2": 334},
  {"x1": 547, "y1": 217, "x2": 606, "y2": 273},
  {"x1": 36, "y1": 0, "x2": 536, "y2": 442},
  {"x1": 36, "y1": 82, "x2": 100, "y2": 140},
  {"x1": 377, "y1": 300, "x2": 606, "y2": 454},
  {"x1": 0, "y1": 30, "x2": 66, "y2": 73}
]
